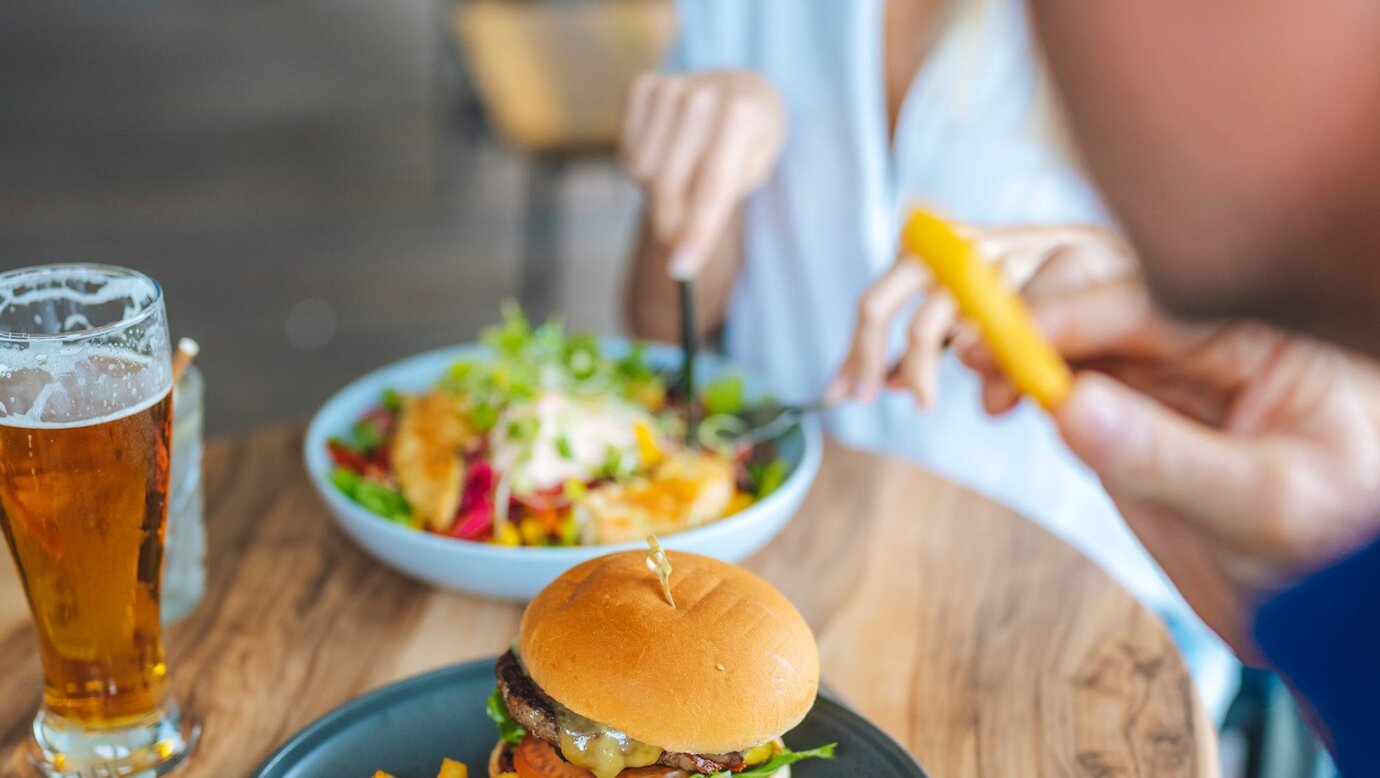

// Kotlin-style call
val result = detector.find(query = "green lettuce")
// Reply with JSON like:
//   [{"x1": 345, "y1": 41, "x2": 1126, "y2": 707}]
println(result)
[
  {"x1": 330, "y1": 417, "x2": 385, "y2": 455},
  {"x1": 749, "y1": 458, "x2": 789, "y2": 499},
  {"x1": 701, "y1": 375, "x2": 745, "y2": 416},
  {"x1": 330, "y1": 467, "x2": 412, "y2": 524},
  {"x1": 486, "y1": 687, "x2": 526, "y2": 746},
  {"x1": 616, "y1": 340, "x2": 657, "y2": 383},
  {"x1": 444, "y1": 301, "x2": 666, "y2": 417},
  {"x1": 714, "y1": 743, "x2": 837, "y2": 777},
  {"x1": 380, "y1": 388, "x2": 404, "y2": 413}
]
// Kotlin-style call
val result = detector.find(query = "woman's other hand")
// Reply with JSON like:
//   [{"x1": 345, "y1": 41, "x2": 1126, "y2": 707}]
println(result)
[
  {"x1": 621, "y1": 70, "x2": 786, "y2": 279},
  {"x1": 964, "y1": 275, "x2": 1380, "y2": 658},
  {"x1": 831, "y1": 224, "x2": 1134, "y2": 407}
]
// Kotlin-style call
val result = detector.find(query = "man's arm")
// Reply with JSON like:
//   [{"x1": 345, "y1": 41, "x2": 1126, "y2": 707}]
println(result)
[{"x1": 1255, "y1": 537, "x2": 1380, "y2": 775}]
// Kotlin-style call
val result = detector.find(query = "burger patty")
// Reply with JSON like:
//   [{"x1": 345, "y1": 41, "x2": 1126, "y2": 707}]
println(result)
[
  {"x1": 496, "y1": 650, "x2": 561, "y2": 743},
  {"x1": 495, "y1": 651, "x2": 747, "y2": 774}
]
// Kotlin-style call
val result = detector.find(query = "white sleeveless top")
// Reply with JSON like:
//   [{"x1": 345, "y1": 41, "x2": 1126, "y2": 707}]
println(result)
[{"x1": 667, "y1": 0, "x2": 1235, "y2": 714}]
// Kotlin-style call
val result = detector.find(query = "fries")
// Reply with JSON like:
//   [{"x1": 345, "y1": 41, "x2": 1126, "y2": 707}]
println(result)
[
  {"x1": 371, "y1": 757, "x2": 468, "y2": 778},
  {"x1": 901, "y1": 208, "x2": 1072, "y2": 410},
  {"x1": 437, "y1": 759, "x2": 468, "y2": 778}
]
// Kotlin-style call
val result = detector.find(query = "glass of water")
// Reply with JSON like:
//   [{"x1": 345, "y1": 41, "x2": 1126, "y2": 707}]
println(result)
[{"x1": 163, "y1": 363, "x2": 206, "y2": 625}]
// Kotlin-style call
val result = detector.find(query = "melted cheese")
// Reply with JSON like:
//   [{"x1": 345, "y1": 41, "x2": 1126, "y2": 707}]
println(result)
[{"x1": 553, "y1": 706, "x2": 662, "y2": 778}]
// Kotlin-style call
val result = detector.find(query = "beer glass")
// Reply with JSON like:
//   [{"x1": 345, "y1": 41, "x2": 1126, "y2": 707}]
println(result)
[{"x1": 0, "y1": 265, "x2": 197, "y2": 776}]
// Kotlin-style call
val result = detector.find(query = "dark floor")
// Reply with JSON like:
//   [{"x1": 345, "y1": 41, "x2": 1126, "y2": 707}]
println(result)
[{"x1": 0, "y1": 0, "x2": 638, "y2": 435}]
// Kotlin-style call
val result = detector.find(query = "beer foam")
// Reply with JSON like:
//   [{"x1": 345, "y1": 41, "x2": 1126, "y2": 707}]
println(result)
[
  {"x1": 0, "y1": 267, "x2": 171, "y2": 426},
  {"x1": 0, "y1": 272, "x2": 152, "y2": 327},
  {"x1": 0, "y1": 346, "x2": 171, "y2": 428},
  {"x1": 0, "y1": 379, "x2": 171, "y2": 430}
]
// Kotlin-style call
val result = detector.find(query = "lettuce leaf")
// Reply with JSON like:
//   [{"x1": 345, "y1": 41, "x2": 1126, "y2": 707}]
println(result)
[
  {"x1": 486, "y1": 687, "x2": 526, "y2": 745},
  {"x1": 485, "y1": 682, "x2": 832, "y2": 778},
  {"x1": 452, "y1": 302, "x2": 666, "y2": 413},
  {"x1": 330, "y1": 467, "x2": 412, "y2": 524},
  {"x1": 749, "y1": 458, "x2": 789, "y2": 499},
  {"x1": 716, "y1": 743, "x2": 837, "y2": 777},
  {"x1": 701, "y1": 375, "x2": 745, "y2": 416},
  {"x1": 380, "y1": 388, "x2": 404, "y2": 413},
  {"x1": 330, "y1": 416, "x2": 385, "y2": 455}
]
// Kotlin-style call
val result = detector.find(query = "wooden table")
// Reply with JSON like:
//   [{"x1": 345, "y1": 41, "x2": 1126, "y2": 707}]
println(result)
[{"x1": 0, "y1": 426, "x2": 1218, "y2": 777}]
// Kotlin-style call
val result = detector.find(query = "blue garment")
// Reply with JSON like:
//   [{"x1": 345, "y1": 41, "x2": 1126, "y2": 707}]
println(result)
[
  {"x1": 1256, "y1": 536, "x2": 1380, "y2": 775},
  {"x1": 667, "y1": 0, "x2": 1238, "y2": 717}
]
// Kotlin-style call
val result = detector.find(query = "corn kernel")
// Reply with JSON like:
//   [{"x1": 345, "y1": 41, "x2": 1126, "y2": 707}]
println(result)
[
  {"x1": 519, "y1": 517, "x2": 547, "y2": 546},
  {"x1": 563, "y1": 479, "x2": 587, "y2": 501},
  {"x1": 494, "y1": 522, "x2": 521, "y2": 547},
  {"x1": 634, "y1": 421, "x2": 664, "y2": 467}
]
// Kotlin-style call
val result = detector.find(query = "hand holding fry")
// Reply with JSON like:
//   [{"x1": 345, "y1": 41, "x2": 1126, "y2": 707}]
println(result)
[
  {"x1": 831, "y1": 210, "x2": 1132, "y2": 409},
  {"x1": 899, "y1": 209, "x2": 1072, "y2": 409},
  {"x1": 962, "y1": 276, "x2": 1380, "y2": 654}
]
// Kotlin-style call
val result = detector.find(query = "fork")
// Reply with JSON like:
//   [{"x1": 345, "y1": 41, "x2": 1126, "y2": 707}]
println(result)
[
  {"x1": 677, "y1": 279, "x2": 700, "y2": 447},
  {"x1": 734, "y1": 398, "x2": 832, "y2": 445}
]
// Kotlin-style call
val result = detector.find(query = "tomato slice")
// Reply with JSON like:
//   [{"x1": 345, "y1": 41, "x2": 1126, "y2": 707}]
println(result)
[{"x1": 513, "y1": 736, "x2": 595, "y2": 778}]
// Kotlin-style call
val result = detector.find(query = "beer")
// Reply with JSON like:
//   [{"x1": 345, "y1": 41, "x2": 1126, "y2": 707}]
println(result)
[
  {"x1": 0, "y1": 264, "x2": 195, "y2": 776},
  {"x1": 0, "y1": 389, "x2": 174, "y2": 725}
]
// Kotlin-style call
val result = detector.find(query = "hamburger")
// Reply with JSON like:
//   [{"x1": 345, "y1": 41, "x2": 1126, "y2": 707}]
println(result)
[{"x1": 486, "y1": 549, "x2": 836, "y2": 777}]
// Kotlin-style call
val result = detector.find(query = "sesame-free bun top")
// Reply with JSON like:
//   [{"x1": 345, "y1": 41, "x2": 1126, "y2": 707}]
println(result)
[{"x1": 518, "y1": 550, "x2": 819, "y2": 755}]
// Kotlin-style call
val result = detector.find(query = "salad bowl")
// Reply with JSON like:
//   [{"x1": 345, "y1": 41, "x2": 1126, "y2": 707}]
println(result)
[{"x1": 304, "y1": 339, "x2": 822, "y2": 600}]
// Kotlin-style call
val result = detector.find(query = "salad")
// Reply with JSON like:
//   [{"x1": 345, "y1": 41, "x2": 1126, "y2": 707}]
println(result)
[{"x1": 327, "y1": 305, "x2": 791, "y2": 547}]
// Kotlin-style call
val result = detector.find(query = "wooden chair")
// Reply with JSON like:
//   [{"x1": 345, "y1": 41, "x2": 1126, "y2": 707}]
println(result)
[{"x1": 452, "y1": 0, "x2": 674, "y2": 320}]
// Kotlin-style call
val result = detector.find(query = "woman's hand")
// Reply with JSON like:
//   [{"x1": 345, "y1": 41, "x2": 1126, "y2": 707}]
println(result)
[
  {"x1": 830, "y1": 225, "x2": 1135, "y2": 407},
  {"x1": 963, "y1": 275, "x2": 1380, "y2": 658},
  {"x1": 620, "y1": 70, "x2": 786, "y2": 279}
]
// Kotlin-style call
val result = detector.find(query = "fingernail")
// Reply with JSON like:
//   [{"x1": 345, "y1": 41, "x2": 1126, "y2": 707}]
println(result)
[
  {"x1": 983, "y1": 378, "x2": 1018, "y2": 415},
  {"x1": 1060, "y1": 376, "x2": 1123, "y2": 452},
  {"x1": 668, "y1": 248, "x2": 699, "y2": 280},
  {"x1": 956, "y1": 340, "x2": 987, "y2": 371},
  {"x1": 951, "y1": 326, "x2": 978, "y2": 355},
  {"x1": 913, "y1": 390, "x2": 932, "y2": 411}
]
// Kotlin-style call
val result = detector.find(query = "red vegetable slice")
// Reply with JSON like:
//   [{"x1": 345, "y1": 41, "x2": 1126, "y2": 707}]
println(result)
[
  {"x1": 327, "y1": 440, "x2": 371, "y2": 473},
  {"x1": 513, "y1": 736, "x2": 594, "y2": 778},
  {"x1": 450, "y1": 460, "x2": 496, "y2": 540}
]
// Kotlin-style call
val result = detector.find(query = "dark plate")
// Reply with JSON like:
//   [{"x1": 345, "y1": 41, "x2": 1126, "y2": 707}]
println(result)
[{"x1": 252, "y1": 658, "x2": 927, "y2": 778}]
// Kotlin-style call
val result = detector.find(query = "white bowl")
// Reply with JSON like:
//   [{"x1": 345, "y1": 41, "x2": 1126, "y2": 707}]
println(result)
[{"x1": 304, "y1": 341, "x2": 822, "y2": 600}]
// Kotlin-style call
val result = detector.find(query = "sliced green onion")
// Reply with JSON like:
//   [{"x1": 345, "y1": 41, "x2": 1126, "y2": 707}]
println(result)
[{"x1": 697, "y1": 413, "x2": 747, "y2": 453}]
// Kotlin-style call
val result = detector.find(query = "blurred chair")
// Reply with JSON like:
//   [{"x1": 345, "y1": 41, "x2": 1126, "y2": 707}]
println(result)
[
  {"x1": 1221, "y1": 667, "x2": 1333, "y2": 778},
  {"x1": 453, "y1": 0, "x2": 674, "y2": 320}
]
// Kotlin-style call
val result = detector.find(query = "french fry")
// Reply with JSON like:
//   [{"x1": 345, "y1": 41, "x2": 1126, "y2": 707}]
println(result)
[
  {"x1": 370, "y1": 757, "x2": 466, "y2": 778},
  {"x1": 437, "y1": 758, "x2": 468, "y2": 778},
  {"x1": 901, "y1": 208, "x2": 1072, "y2": 410}
]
